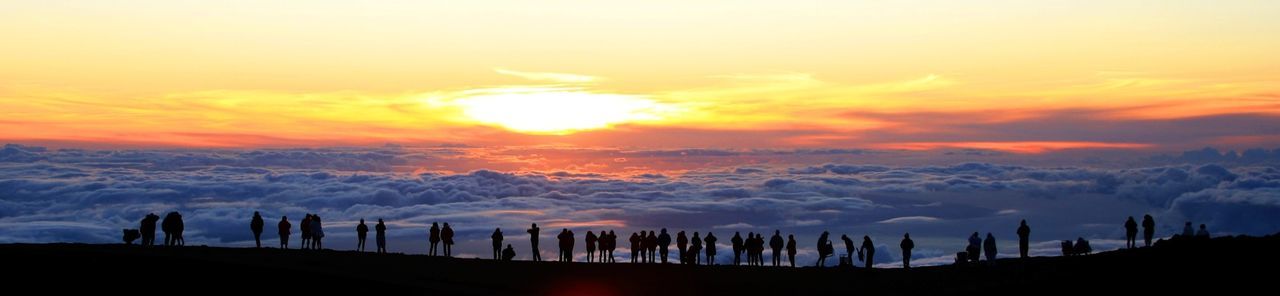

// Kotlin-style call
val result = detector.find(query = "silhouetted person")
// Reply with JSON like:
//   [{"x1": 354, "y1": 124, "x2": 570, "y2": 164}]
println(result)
[
  {"x1": 162, "y1": 212, "x2": 184, "y2": 246},
  {"x1": 356, "y1": 218, "x2": 368, "y2": 252},
  {"x1": 689, "y1": 232, "x2": 703, "y2": 265},
  {"x1": 646, "y1": 230, "x2": 658, "y2": 263},
  {"x1": 1181, "y1": 221, "x2": 1194, "y2": 238},
  {"x1": 745, "y1": 232, "x2": 756, "y2": 266},
  {"x1": 310, "y1": 215, "x2": 324, "y2": 249},
  {"x1": 704, "y1": 232, "x2": 718, "y2": 265},
  {"x1": 983, "y1": 233, "x2": 997, "y2": 263},
  {"x1": 1060, "y1": 240, "x2": 1073, "y2": 256},
  {"x1": 1142, "y1": 215, "x2": 1156, "y2": 247},
  {"x1": 1017, "y1": 219, "x2": 1031, "y2": 258},
  {"x1": 249, "y1": 211, "x2": 265, "y2": 248},
  {"x1": 786, "y1": 234, "x2": 797, "y2": 267},
  {"x1": 300, "y1": 214, "x2": 312, "y2": 249},
  {"x1": 861, "y1": 235, "x2": 875, "y2": 269},
  {"x1": 375, "y1": 219, "x2": 386, "y2": 254},
  {"x1": 657, "y1": 228, "x2": 671, "y2": 263},
  {"x1": 502, "y1": 244, "x2": 516, "y2": 261},
  {"x1": 628, "y1": 232, "x2": 640, "y2": 263},
  {"x1": 815, "y1": 231, "x2": 831, "y2": 267},
  {"x1": 598, "y1": 230, "x2": 609, "y2": 262},
  {"x1": 841, "y1": 234, "x2": 854, "y2": 266},
  {"x1": 585, "y1": 231, "x2": 597, "y2": 262},
  {"x1": 492, "y1": 228, "x2": 504, "y2": 260},
  {"x1": 755, "y1": 234, "x2": 766, "y2": 266},
  {"x1": 606, "y1": 230, "x2": 617, "y2": 263},
  {"x1": 737, "y1": 231, "x2": 747, "y2": 265},
  {"x1": 441, "y1": 223, "x2": 455, "y2": 257},
  {"x1": 528, "y1": 223, "x2": 541, "y2": 261},
  {"x1": 966, "y1": 232, "x2": 981, "y2": 262},
  {"x1": 140, "y1": 213, "x2": 159, "y2": 246},
  {"x1": 278, "y1": 216, "x2": 290, "y2": 249},
  {"x1": 676, "y1": 231, "x2": 688, "y2": 264},
  {"x1": 1124, "y1": 216, "x2": 1139, "y2": 249},
  {"x1": 429, "y1": 222, "x2": 441, "y2": 256},
  {"x1": 1196, "y1": 224, "x2": 1210, "y2": 239},
  {"x1": 900, "y1": 233, "x2": 914, "y2": 269}
]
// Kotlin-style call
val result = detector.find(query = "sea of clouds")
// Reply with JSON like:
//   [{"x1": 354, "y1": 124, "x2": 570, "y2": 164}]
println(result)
[{"x1": 1, "y1": 144, "x2": 1278, "y2": 267}]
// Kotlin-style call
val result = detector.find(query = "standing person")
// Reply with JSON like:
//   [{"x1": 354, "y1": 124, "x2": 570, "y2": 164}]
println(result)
[
  {"x1": 140, "y1": 213, "x2": 159, "y2": 247},
  {"x1": 646, "y1": 230, "x2": 658, "y2": 263},
  {"x1": 250, "y1": 211, "x2": 265, "y2": 248},
  {"x1": 689, "y1": 232, "x2": 703, "y2": 265},
  {"x1": 1196, "y1": 224, "x2": 1210, "y2": 239},
  {"x1": 527, "y1": 223, "x2": 542, "y2": 261},
  {"x1": 566, "y1": 229, "x2": 575, "y2": 262},
  {"x1": 657, "y1": 229, "x2": 672, "y2": 263},
  {"x1": 704, "y1": 232, "x2": 718, "y2": 265},
  {"x1": 1181, "y1": 221, "x2": 1194, "y2": 237},
  {"x1": 1017, "y1": 220, "x2": 1031, "y2": 258},
  {"x1": 636, "y1": 232, "x2": 648, "y2": 263},
  {"x1": 841, "y1": 235, "x2": 855, "y2": 266},
  {"x1": 598, "y1": 230, "x2": 609, "y2": 263},
  {"x1": 737, "y1": 230, "x2": 747, "y2": 266},
  {"x1": 629, "y1": 232, "x2": 640, "y2": 263},
  {"x1": 356, "y1": 219, "x2": 369, "y2": 252},
  {"x1": 277, "y1": 216, "x2": 291, "y2": 249},
  {"x1": 300, "y1": 214, "x2": 312, "y2": 250},
  {"x1": 900, "y1": 233, "x2": 914, "y2": 269},
  {"x1": 676, "y1": 231, "x2": 688, "y2": 264},
  {"x1": 982, "y1": 233, "x2": 997, "y2": 262},
  {"x1": 441, "y1": 223, "x2": 455, "y2": 257},
  {"x1": 745, "y1": 232, "x2": 756, "y2": 266},
  {"x1": 860, "y1": 235, "x2": 875, "y2": 269},
  {"x1": 1142, "y1": 215, "x2": 1156, "y2": 247},
  {"x1": 785, "y1": 234, "x2": 797, "y2": 268},
  {"x1": 310, "y1": 215, "x2": 324, "y2": 250},
  {"x1": 375, "y1": 219, "x2": 387, "y2": 254},
  {"x1": 585, "y1": 231, "x2": 597, "y2": 262},
  {"x1": 770, "y1": 231, "x2": 785, "y2": 267},
  {"x1": 606, "y1": 230, "x2": 617, "y2": 263},
  {"x1": 428, "y1": 222, "x2": 441, "y2": 256},
  {"x1": 756, "y1": 234, "x2": 767, "y2": 266},
  {"x1": 1124, "y1": 216, "x2": 1139, "y2": 249},
  {"x1": 492, "y1": 228, "x2": 504, "y2": 260}
]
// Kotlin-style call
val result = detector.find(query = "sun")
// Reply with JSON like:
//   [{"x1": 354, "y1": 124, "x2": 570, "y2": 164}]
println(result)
[{"x1": 454, "y1": 88, "x2": 667, "y2": 135}]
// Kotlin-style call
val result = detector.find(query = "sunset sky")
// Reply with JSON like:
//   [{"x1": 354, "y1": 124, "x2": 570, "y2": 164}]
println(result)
[{"x1": 3, "y1": 0, "x2": 1278, "y2": 151}]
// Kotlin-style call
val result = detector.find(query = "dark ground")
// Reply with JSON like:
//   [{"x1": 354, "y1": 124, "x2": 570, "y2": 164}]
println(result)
[{"x1": 3, "y1": 234, "x2": 1276, "y2": 295}]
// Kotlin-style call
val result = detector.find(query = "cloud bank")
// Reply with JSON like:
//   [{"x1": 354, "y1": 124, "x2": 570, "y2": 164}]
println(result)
[{"x1": 1, "y1": 144, "x2": 1278, "y2": 266}]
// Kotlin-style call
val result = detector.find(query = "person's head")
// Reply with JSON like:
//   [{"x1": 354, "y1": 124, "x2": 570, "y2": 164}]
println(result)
[
  {"x1": 649, "y1": 230, "x2": 655, "y2": 235},
  {"x1": 378, "y1": 218, "x2": 383, "y2": 223},
  {"x1": 972, "y1": 232, "x2": 979, "y2": 237},
  {"x1": 693, "y1": 232, "x2": 699, "y2": 236},
  {"x1": 507, "y1": 244, "x2": 512, "y2": 248},
  {"x1": 1021, "y1": 219, "x2": 1027, "y2": 225},
  {"x1": 282, "y1": 216, "x2": 287, "y2": 220},
  {"x1": 842, "y1": 234, "x2": 848, "y2": 239},
  {"x1": 775, "y1": 229, "x2": 780, "y2": 235},
  {"x1": 788, "y1": 234, "x2": 794, "y2": 239},
  {"x1": 360, "y1": 218, "x2": 365, "y2": 223},
  {"x1": 254, "y1": 211, "x2": 259, "y2": 216},
  {"x1": 661, "y1": 228, "x2": 667, "y2": 233},
  {"x1": 1186, "y1": 221, "x2": 1192, "y2": 226},
  {"x1": 986, "y1": 233, "x2": 994, "y2": 238},
  {"x1": 432, "y1": 222, "x2": 438, "y2": 227},
  {"x1": 904, "y1": 233, "x2": 910, "y2": 238},
  {"x1": 864, "y1": 235, "x2": 870, "y2": 240},
  {"x1": 444, "y1": 222, "x2": 449, "y2": 227},
  {"x1": 1200, "y1": 224, "x2": 1206, "y2": 229},
  {"x1": 531, "y1": 223, "x2": 537, "y2": 227}
]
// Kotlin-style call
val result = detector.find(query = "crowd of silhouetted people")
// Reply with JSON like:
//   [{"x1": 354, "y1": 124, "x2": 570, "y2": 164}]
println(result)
[{"x1": 123, "y1": 211, "x2": 1214, "y2": 269}]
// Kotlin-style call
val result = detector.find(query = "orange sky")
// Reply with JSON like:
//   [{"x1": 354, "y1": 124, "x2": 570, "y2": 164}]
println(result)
[{"x1": 2, "y1": 1, "x2": 1279, "y2": 152}]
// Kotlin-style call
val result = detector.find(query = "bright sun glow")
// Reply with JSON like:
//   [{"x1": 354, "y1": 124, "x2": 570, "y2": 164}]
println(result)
[{"x1": 455, "y1": 89, "x2": 667, "y2": 135}]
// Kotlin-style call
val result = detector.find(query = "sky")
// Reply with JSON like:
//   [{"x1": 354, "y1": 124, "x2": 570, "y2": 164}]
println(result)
[
  {"x1": 2, "y1": 0, "x2": 1279, "y2": 151},
  {"x1": 1, "y1": 1, "x2": 1279, "y2": 267}
]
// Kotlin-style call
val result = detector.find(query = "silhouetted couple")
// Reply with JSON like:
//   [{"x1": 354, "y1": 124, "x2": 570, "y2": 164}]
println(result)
[
  {"x1": 299, "y1": 214, "x2": 314, "y2": 249},
  {"x1": 161, "y1": 212, "x2": 184, "y2": 246},
  {"x1": 139, "y1": 213, "x2": 160, "y2": 246},
  {"x1": 309, "y1": 214, "x2": 325, "y2": 249},
  {"x1": 1128, "y1": 215, "x2": 1161, "y2": 248},
  {"x1": 429, "y1": 222, "x2": 454, "y2": 257},
  {"x1": 599, "y1": 230, "x2": 617, "y2": 263},
  {"x1": 557, "y1": 228, "x2": 575, "y2": 262},
  {"x1": 965, "y1": 232, "x2": 997, "y2": 263}
]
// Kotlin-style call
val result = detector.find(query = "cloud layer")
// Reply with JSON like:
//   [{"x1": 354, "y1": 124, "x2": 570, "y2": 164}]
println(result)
[{"x1": 1, "y1": 144, "x2": 1278, "y2": 266}]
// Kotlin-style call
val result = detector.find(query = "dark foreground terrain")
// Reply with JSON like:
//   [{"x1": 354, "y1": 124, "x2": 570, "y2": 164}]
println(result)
[{"x1": 4, "y1": 235, "x2": 1276, "y2": 295}]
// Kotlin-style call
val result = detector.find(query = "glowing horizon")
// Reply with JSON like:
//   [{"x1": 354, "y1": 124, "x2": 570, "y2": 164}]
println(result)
[{"x1": 3, "y1": 1, "x2": 1279, "y2": 152}]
